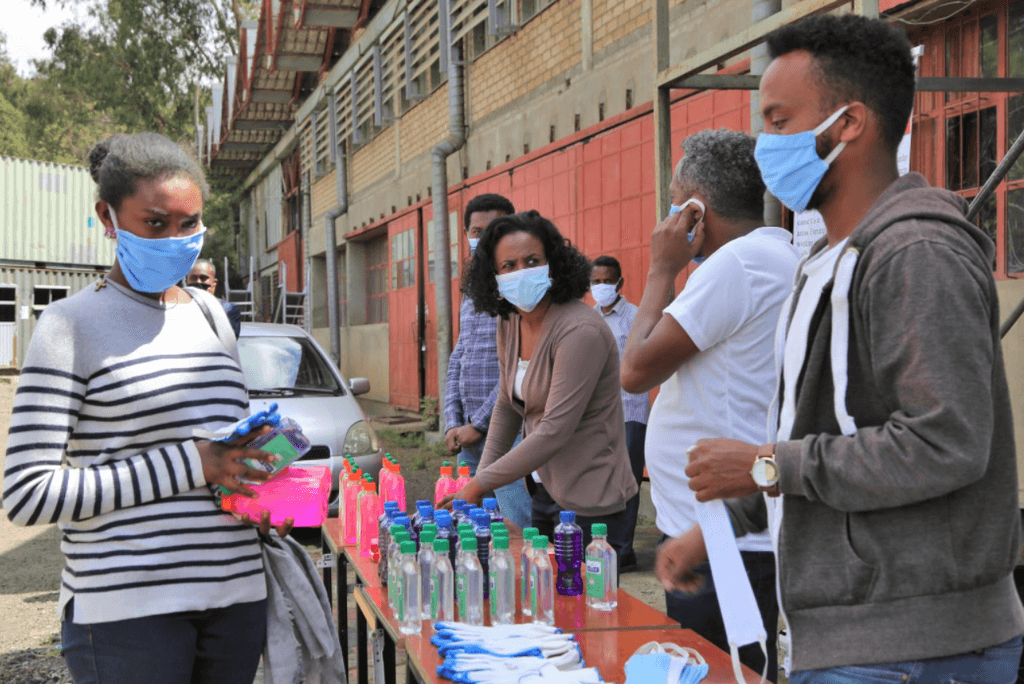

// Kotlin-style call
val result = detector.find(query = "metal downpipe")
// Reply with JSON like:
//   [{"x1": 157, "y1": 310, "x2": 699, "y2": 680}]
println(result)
[
  {"x1": 432, "y1": 43, "x2": 467, "y2": 433},
  {"x1": 325, "y1": 94, "x2": 349, "y2": 366},
  {"x1": 750, "y1": 0, "x2": 782, "y2": 227}
]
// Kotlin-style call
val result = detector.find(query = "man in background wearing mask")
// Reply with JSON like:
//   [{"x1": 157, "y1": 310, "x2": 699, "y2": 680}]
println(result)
[
  {"x1": 591, "y1": 255, "x2": 648, "y2": 570},
  {"x1": 186, "y1": 258, "x2": 242, "y2": 338},
  {"x1": 443, "y1": 193, "x2": 532, "y2": 529},
  {"x1": 621, "y1": 128, "x2": 798, "y2": 681},
  {"x1": 660, "y1": 15, "x2": 1024, "y2": 683}
]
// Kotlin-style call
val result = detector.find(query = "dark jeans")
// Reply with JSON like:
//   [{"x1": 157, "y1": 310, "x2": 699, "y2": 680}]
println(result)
[
  {"x1": 62, "y1": 598, "x2": 267, "y2": 684},
  {"x1": 789, "y1": 635, "x2": 1023, "y2": 684},
  {"x1": 662, "y1": 540, "x2": 779, "y2": 683},
  {"x1": 531, "y1": 481, "x2": 631, "y2": 565},
  {"x1": 621, "y1": 421, "x2": 647, "y2": 564}
]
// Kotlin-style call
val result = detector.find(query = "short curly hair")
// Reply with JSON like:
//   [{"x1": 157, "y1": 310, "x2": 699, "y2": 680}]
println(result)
[
  {"x1": 461, "y1": 210, "x2": 591, "y2": 319},
  {"x1": 674, "y1": 129, "x2": 764, "y2": 221},
  {"x1": 766, "y1": 14, "x2": 915, "y2": 152}
]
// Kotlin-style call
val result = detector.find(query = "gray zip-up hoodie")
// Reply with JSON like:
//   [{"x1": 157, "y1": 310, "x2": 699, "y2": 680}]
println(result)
[{"x1": 728, "y1": 172, "x2": 1024, "y2": 671}]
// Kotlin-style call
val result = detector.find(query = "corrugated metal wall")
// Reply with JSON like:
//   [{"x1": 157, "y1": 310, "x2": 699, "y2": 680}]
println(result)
[
  {"x1": 0, "y1": 265, "x2": 105, "y2": 368},
  {"x1": 0, "y1": 156, "x2": 113, "y2": 267}
]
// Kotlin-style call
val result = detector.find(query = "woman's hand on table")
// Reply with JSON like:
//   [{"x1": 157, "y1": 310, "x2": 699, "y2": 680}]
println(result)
[{"x1": 436, "y1": 478, "x2": 486, "y2": 510}]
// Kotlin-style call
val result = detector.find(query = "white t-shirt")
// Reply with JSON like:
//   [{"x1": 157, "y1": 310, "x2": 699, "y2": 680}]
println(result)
[
  {"x1": 645, "y1": 227, "x2": 799, "y2": 551},
  {"x1": 776, "y1": 238, "x2": 849, "y2": 443}
]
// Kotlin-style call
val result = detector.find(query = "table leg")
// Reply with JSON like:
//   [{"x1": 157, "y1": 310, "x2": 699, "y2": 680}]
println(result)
[
  {"x1": 357, "y1": 599, "x2": 368, "y2": 684},
  {"x1": 338, "y1": 552, "x2": 349, "y2": 676},
  {"x1": 382, "y1": 629, "x2": 396, "y2": 684},
  {"x1": 321, "y1": 533, "x2": 333, "y2": 607}
]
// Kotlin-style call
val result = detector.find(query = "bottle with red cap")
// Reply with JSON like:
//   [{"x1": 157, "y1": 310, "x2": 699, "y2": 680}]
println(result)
[
  {"x1": 389, "y1": 461, "x2": 407, "y2": 512},
  {"x1": 454, "y1": 461, "x2": 472, "y2": 493},
  {"x1": 357, "y1": 478, "x2": 379, "y2": 557},
  {"x1": 435, "y1": 461, "x2": 455, "y2": 506},
  {"x1": 343, "y1": 466, "x2": 362, "y2": 545},
  {"x1": 377, "y1": 454, "x2": 394, "y2": 514}
]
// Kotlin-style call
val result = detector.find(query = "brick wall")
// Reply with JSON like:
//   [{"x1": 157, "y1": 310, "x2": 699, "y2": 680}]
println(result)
[
  {"x1": 469, "y1": 0, "x2": 582, "y2": 122},
  {"x1": 351, "y1": 125, "x2": 397, "y2": 193},
  {"x1": 400, "y1": 86, "x2": 450, "y2": 166},
  {"x1": 594, "y1": 0, "x2": 650, "y2": 54},
  {"x1": 310, "y1": 172, "x2": 336, "y2": 226}
]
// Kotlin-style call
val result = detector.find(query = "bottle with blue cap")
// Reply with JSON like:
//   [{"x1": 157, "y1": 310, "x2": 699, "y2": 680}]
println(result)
[
  {"x1": 483, "y1": 497, "x2": 503, "y2": 523},
  {"x1": 451, "y1": 499, "x2": 468, "y2": 526},
  {"x1": 471, "y1": 511, "x2": 492, "y2": 598},
  {"x1": 433, "y1": 510, "x2": 456, "y2": 584},
  {"x1": 554, "y1": 510, "x2": 583, "y2": 596},
  {"x1": 409, "y1": 499, "x2": 430, "y2": 534},
  {"x1": 376, "y1": 502, "x2": 400, "y2": 584},
  {"x1": 412, "y1": 503, "x2": 433, "y2": 541}
]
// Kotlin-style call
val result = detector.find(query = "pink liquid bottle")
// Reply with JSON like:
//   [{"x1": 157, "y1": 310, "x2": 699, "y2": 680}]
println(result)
[
  {"x1": 390, "y1": 462, "x2": 407, "y2": 512},
  {"x1": 455, "y1": 461, "x2": 472, "y2": 493},
  {"x1": 377, "y1": 458, "x2": 391, "y2": 515},
  {"x1": 343, "y1": 467, "x2": 362, "y2": 545},
  {"x1": 435, "y1": 461, "x2": 455, "y2": 506},
  {"x1": 357, "y1": 479, "x2": 379, "y2": 557}
]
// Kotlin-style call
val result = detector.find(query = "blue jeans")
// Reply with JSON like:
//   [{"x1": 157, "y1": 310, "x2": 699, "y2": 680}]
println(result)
[
  {"x1": 789, "y1": 636, "x2": 1023, "y2": 684},
  {"x1": 62, "y1": 598, "x2": 267, "y2": 684},
  {"x1": 462, "y1": 434, "x2": 532, "y2": 530}
]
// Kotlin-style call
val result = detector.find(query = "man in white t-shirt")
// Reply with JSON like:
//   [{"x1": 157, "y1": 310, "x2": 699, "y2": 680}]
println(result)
[{"x1": 621, "y1": 128, "x2": 799, "y2": 681}]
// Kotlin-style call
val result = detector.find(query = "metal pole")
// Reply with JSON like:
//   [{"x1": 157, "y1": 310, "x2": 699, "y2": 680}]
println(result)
[
  {"x1": 967, "y1": 124, "x2": 1024, "y2": 222},
  {"x1": 750, "y1": 0, "x2": 782, "y2": 227}
]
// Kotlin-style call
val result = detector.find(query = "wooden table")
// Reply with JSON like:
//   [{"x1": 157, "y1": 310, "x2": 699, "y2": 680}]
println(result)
[
  {"x1": 321, "y1": 518, "x2": 352, "y2": 675},
  {"x1": 577, "y1": 628, "x2": 763, "y2": 683}
]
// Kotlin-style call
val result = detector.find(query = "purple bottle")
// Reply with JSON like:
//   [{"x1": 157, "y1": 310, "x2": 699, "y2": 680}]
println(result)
[
  {"x1": 554, "y1": 510, "x2": 584, "y2": 596},
  {"x1": 483, "y1": 497, "x2": 503, "y2": 523}
]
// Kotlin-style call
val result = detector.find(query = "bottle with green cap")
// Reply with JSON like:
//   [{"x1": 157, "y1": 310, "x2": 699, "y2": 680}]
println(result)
[
  {"x1": 489, "y1": 535, "x2": 515, "y2": 625},
  {"x1": 521, "y1": 527, "x2": 539, "y2": 616},
  {"x1": 585, "y1": 523, "x2": 617, "y2": 611},
  {"x1": 430, "y1": 538, "x2": 455, "y2": 621},
  {"x1": 417, "y1": 529, "x2": 437, "y2": 618},
  {"x1": 456, "y1": 536, "x2": 484, "y2": 625},
  {"x1": 387, "y1": 528, "x2": 410, "y2": 609},
  {"x1": 530, "y1": 535, "x2": 554, "y2": 625},
  {"x1": 397, "y1": 540, "x2": 421, "y2": 634}
]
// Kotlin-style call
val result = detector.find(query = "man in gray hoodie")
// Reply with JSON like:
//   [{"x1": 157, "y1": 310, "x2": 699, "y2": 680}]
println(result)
[{"x1": 656, "y1": 14, "x2": 1024, "y2": 682}]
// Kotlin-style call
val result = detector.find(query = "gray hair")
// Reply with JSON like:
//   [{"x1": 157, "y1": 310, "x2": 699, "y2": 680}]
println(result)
[{"x1": 673, "y1": 129, "x2": 765, "y2": 221}]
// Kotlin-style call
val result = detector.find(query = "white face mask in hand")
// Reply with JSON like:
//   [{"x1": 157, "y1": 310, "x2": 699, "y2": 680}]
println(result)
[{"x1": 668, "y1": 198, "x2": 707, "y2": 265}]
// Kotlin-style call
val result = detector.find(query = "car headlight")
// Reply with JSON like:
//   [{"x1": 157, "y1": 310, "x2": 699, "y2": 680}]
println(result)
[{"x1": 343, "y1": 420, "x2": 379, "y2": 455}]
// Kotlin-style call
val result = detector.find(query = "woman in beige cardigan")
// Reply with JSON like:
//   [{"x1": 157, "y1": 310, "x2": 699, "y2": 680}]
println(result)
[{"x1": 443, "y1": 210, "x2": 638, "y2": 556}]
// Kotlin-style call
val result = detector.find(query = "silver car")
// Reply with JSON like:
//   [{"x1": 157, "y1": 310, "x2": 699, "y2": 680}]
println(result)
[{"x1": 237, "y1": 322, "x2": 383, "y2": 514}]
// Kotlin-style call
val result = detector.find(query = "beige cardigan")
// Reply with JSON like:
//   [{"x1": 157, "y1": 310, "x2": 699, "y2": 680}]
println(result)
[{"x1": 475, "y1": 299, "x2": 638, "y2": 517}]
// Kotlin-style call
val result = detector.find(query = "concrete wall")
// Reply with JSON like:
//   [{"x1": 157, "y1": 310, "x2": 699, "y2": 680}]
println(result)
[{"x1": 312, "y1": 322, "x2": 390, "y2": 404}]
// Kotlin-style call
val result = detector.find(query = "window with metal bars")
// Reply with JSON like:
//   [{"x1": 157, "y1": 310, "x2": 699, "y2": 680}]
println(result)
[
  {"x1": 406, "y1": 0, "x2": 446, "y2": 100},
  {"x1": 366, "y1": 236, "x2": 389, "y2": 324},
  {"x1": 391, "y1": 229, "x2": 417, "y2": 290},
  {"x1": 426, "y1": 212, "x2": 459, "y2": 283}
]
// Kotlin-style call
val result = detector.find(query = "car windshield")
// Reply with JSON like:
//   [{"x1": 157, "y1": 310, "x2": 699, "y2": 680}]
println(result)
[{"x1": 237, "y1": 335, "x2": 343, "y2": 394}]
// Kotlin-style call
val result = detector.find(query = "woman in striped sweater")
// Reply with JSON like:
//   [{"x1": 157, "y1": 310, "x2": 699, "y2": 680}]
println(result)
[{"x1": 2, "y1": 133, "x2": 283, "y2": 684}]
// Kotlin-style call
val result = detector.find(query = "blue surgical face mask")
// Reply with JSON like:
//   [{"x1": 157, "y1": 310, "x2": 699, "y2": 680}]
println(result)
[
  {"x1": 468, "y1": 237, "x2": 479, "y2": 255},
  {"x1": 111, "y1": 209, "x2": 206, "y2": 293},
  {"x1": 668, "y1": 198, "x2": 707, "y2": 266},
  {"x1": 754, "y1": 105, "x2": 849, "y2": 213},
  {"x1": 496, "y1": 264, "x2": 551, "y2": 313}
]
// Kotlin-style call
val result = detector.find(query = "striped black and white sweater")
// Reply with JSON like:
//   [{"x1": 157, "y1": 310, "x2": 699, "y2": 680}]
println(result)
[{"x1": 2, "y1": 279, "x2": 266, "y2": 624}]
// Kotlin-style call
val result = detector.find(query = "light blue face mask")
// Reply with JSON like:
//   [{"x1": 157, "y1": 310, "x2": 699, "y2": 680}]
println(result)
[
  {"x1": 496, "y1": 264, "x2": 551, "y2": 313},
  {"x1": 624, "y1": 650, "x2": 710, "y2": 684},
  {"x1": 111, "y1": 209, "x2": 206, "y2": 293},
  {"x1": 468, "y1": 237, "x2": 479, "y2": 255},
  {"x1": 668, "y1": 198, "x2": 707, "y2": 266},
  {"x1": 754, "y1": 105, "x2": 849, "y2": 213}
]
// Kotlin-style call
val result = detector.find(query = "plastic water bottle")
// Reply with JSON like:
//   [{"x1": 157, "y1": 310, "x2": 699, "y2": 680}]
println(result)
[
  {"x1": 395, "y1": 514, "x2": 416, "y2": 551},
  {"x1": 387, "y1": 529, "x2": 410, "y2": 606},
  {"x1": 455, "y1": 461, "x2": 472, "y2": 491},
  {"x1": 521, "y1": 527, "x2": 538, "y2": 617},
  {"x1": 430, "y1": 539, "x2": 455, "y2": 621},
  {"x1": 472, "y1": 511, "x2": 492, "y2": 598},
  {"x1": 451, "y1": 499, "x2": 468, "y2": 526},
  {"x1": 357, "y1": 479, "x2": 379, "y2": 557},
  {"x1": 489, "y1": 535, "x2": 515, "y2": 625},
  {"x1": 457, "y1": 536, "x2": 484, "y2": 625},
  {"x1": 413, "y1": 505, "x2": 434, "y2": 543},
  {"x1": 455, "y1": 522, "x2": 474, "y2": 564},
  {"x1": 417, "y1": 529, "x2": 437, "y2": 618},
  {"x1": 342, "y1": 467, "x2": 362, "y2": 544},
  {"x1": 398, "y1": 541, "x2": 421, "y2": 634},
  {"x1": 376, "y1": 502, "x2": 400, "y2": 581},
  {"x1": 530, "y1": 535, "x2": 555, "y2": 625},
  {"x1": 381, "y1": 522, "x2": 402, "y2": 587},
  {"x1": 554, "y1": 510, "x2": 584, "y2": 596},
  {"x1": 435, "y1": 462, "x2": 455, "y2": 505},
  {"x1": 585, "y1": 523, "x2": 618, "y2": 611},
  {"x1": 410, "y1": 500, "x2": 430, "y2": 535},
  {"x1": 490, "y1": 529, "x2": 509, "y2": 557},
  {"x1": 433, "y1": 511, "x2": 456, "y2": 578},
  {"x1": 483, "y1": 497, "x2": 503, "y2": 523}
]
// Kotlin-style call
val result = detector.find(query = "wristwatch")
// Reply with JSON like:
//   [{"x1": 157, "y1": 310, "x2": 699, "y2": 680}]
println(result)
[{"x1": 750, "y1": 443, "x2": 780, "y2": 493}]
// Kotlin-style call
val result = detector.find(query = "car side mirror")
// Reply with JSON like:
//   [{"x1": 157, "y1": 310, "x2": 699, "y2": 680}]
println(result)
[{"x1": 349, "y1": 378, "x2": 370, "y2": 396}]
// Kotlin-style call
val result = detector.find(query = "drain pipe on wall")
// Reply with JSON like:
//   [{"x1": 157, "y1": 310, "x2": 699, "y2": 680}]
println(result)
[
  {"x1": 325, "y1": 91, "x2": 348, "y2": 367},
  {"x1": 432, "y1": 43, "x2": 467, "y2": 434}
]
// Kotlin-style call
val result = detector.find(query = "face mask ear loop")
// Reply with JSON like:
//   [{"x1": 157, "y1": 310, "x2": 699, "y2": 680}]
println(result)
[{"x1": 811, "y1": 105, "x2": 850, "y2": 136}]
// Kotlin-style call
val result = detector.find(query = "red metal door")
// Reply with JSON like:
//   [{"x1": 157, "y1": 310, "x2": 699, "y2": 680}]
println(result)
[
  {"x1": 388, "y1": 212, "x2": 421, "y2": 410},
  {"x1": 421, "y1": 191, "x2": 464, "y2": 402}
]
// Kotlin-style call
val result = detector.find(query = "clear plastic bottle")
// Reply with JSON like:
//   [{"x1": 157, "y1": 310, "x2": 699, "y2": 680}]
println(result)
[
  {"x1": 413, "y1": 505, "x2": 434, "y2": 546},
  {"x1": 472, "y1": 511, "x2": 492, "y2": 598},
  {"x1": 433, "y1": 510, "x2": 457, "y2": 575},
  {"x1": 435, "y1": 462, "x2": 455, "y2": 506},
  {"x1": 394, "y1": 514, "x2": 416, "y2": 551},
  {"x1": 456, "y1": 536, "x2": 484, "y2": 625},
  {"x1": 554, "y1": 510, "x2": 584, "y2": 596},
  {"x1": 530, "y1": 535, "x2": 555, "y2": 625},
  {"x1": 387, "y1": 529, "x2": 410, "y2": 608},
  {"x1": 490, "y1": 529, "x2": 509, "y2": 557},
  {"x1": 342, "y1": 467, "x2": 362, "y2": 545},
  {"x1": 483, "y1": 497, "x2": 503, "y2": 523},
  {"x1": 409, "y1": 500, "x2": 430, "y2": 537},
  {"x1": 430, "y1": 539, "x2": 455, "y2": 621},
  {"x1": 489, "y1": 535, "x2": 515, "y2": 625},
  {"x1": 382, "y1": 522, "x2": 403, "y2": 589},
  {"x1": 376, "y1": 503, "x2": 400, "y2": 583},
  {"x1": 455, "y1": 522, "x2": 474, "y2": 566},
  {"x1": 451, "y1": 500, "x2": 468, "y2": 526},
  {"x1": 585, "y1": 523, "x2": 618, "y2": 611},
  {"x1": 417, "y1": 529, "x2": 437, "y2": 619},
  {"x1": 520, "y1": 527, "x2": 538, "y2": 617},
  {"x1": 357, "y1": 479, "x2": 379, "y2": 557},
  {"x1": 397, "y1": 541, "x2": 421, "y2": 634}
]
